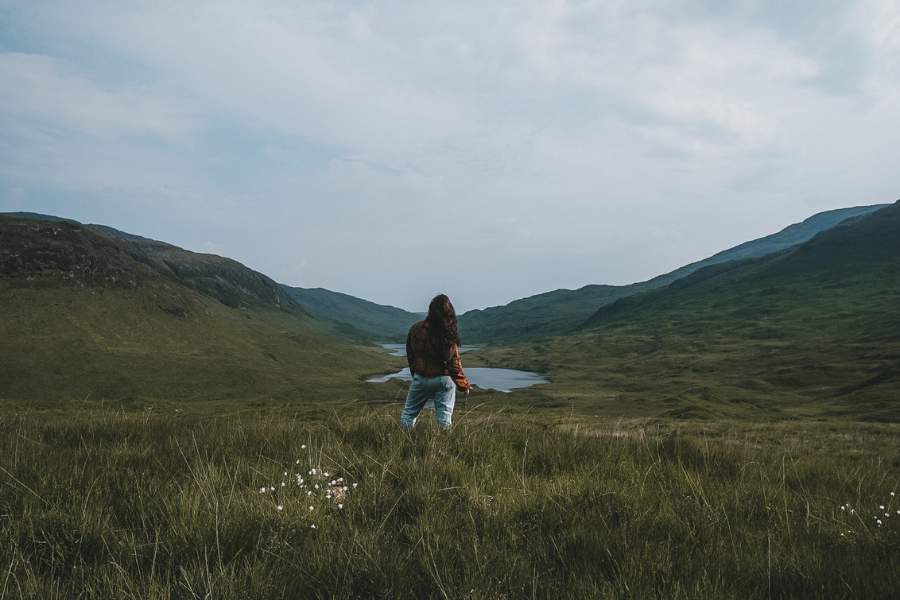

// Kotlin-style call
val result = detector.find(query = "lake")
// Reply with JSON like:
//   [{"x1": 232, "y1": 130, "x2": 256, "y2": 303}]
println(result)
[
  {"x1": 370, "y1": 344, "x2": 549, "y2": 393},
  {"x1": 380, "y1": 343, "x2": 480, "y2": 356}
]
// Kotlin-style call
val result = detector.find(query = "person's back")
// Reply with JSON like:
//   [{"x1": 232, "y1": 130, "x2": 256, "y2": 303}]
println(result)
[
  {"x1": 399, "y1": 295, "x2": 470, "y2": 428},
  {"x1": 406, "y1": 320, "x2": 468, "y2": 386}
]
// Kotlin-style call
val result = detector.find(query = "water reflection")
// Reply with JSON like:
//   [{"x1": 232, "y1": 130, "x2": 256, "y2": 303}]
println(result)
[
  {"x1": 380, "y1": 343, "x2": 480, "y2": 357},
  {"x1": 367, "y1": 367, "x2": 548, "y2": 393}
]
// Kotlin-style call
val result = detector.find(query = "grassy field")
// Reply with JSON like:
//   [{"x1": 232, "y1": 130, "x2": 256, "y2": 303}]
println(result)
[
  {"x1": 466, "y1": 262, "x2": 900, "y2": 422},
  {"x1": 1, "y1": 403, "x2": 898, "y2": 599},
  {"x1": 0, "y1": 277, "x2": 401, "y2": 407}
]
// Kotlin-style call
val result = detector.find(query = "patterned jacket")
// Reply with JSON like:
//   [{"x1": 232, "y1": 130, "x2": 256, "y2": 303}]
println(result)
[{"x1": 405, "y1": 320, "x2": 471, "y2": 391}]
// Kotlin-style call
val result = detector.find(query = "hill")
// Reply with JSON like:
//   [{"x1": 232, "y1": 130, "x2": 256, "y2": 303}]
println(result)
[
  {"x1": 469, "y1": 200, "x2": 900, "y2": 420},
  {"x1": 458, "y1": 204, "x2": 887, "y2": 345},
  {"x1": 3, "y1": 212, "x2": 299, "y2": 313},
  {"x1": 281, "y1": 285, "x2": 420, "y2": 341},
  {"x1": 0, "y1": 215, "x2": 396, "y2": 405}
]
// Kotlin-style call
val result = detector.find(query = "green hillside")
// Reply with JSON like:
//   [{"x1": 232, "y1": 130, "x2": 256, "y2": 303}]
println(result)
[
  {"x1": 281, "y1": 285, "x2": 420, "y2": 341},
  {"x1": 459, "y1": 283, "x2": 652, "y2": 345},
  {"x1": 0, "y1": 216, "x2": 397, "y2": 405},
  {"x1": 459, "y1": 204, "x2": 886, "y2": 345},
  {"x1": 469, "y1": 201, "x2": 900, "y2": 420}
]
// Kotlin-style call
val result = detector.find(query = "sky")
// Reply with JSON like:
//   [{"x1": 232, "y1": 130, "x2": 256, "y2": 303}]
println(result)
[{"x1": 1, "y1": 1, "x2": 898, "y2": 313}]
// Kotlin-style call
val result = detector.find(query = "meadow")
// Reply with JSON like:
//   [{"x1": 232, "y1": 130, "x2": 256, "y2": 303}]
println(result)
[
  {"x1": 2, "y1": 402, "x2": 898, "y2": 599},
  {"x1": 467, "y1": 264, "x2": 900, "y2": 423}
]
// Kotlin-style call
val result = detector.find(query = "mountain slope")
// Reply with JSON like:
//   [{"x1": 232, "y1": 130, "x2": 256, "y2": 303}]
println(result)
[
  {"x1": 281, "y1": 285, "x2": 420, "y2": 341},
  {"x1": 649, "y1": 203, "x2": 888, "y2": 286},
  {"x1": 2, "y1": 212, "x2": 297, "y2": 313},
  {"x1": 459, "y1": 204, "x2": 887, "y2": 345},
  {"x1": 472, "y1": 201, "x2": 900, "y2": 420},
  {"x1": 0, "y1": 215, "x2": 394, "y2": 404},
  {"x1": 458, "y1": 284, "x2": 651, "y2": 345}
]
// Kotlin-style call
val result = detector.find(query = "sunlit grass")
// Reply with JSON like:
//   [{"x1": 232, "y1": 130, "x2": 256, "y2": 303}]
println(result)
[{"x1": 1, "y1": 404, "x2": 898, "y2": 598}]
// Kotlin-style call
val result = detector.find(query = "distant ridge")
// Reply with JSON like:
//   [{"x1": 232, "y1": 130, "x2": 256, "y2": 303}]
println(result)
[
  {"x1": 0, "y1": 211, "x2": 81, "y2": 224},
  {"x1": 649, "y1": 204, "x2": 889, "y2": 286},
  {"x1": 459, "y1": 203, "x2": 888, "y2": 345},
  {"x1": 581, "y1": 200, "x2": 900, "y2": 328},
  {"x1": 281, "y1": 285, "x2": 420, "y2": 342}
]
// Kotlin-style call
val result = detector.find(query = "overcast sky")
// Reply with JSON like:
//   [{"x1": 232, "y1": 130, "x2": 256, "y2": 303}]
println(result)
[{"x1": 1, "y1": 1, "x2": 898, "y2": 313}]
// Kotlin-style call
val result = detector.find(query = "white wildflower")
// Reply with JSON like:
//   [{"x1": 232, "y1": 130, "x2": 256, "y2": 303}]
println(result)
[
  {"x1": 353, "y1": 483, "x2": 358, "y2": 488},
  {"x1": 338, "y1": 504, "x2": 343, "y2": 509},
  {"x1": 296, "y1": 459, "x2": 300, "y2": 464},
  {"x1": 324, "y1": 472, "x2": 330, "y2": 477},
  {"x1": 314, "y1": 484, "x2": 319, "y2": 489},
  {"x1": 270, "y1": 486, "x2": 275, "y2": 491},
  {"x1": 311, "y1": 524, "x2": 316, "y2": 529},
  {"x1": 281, "y1": 482, "x2": 286, "y2": 487},
  {"x1": 309, "y1": 506, "x2": 314, "y2": 511},
  {"x1": 880, "y1": 505, "x2": 885, "y2": 510},
  {"x1": 260, "y1": 487, "x2": 266, "y2": 494},
  {"x1": 277, "y1": 505, "x2": 283, "y2": 511},
  {"x1": 302, "y1": 445, "x2": 307, "y2": 449},
  {"x1": 877, "y1": 519, "x2": 882, "y2": 525}
]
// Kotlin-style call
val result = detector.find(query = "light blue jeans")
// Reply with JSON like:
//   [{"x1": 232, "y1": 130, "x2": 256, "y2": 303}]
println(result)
[{"x1": 400, "y1": 374, "x2": 456, "y2": 428}]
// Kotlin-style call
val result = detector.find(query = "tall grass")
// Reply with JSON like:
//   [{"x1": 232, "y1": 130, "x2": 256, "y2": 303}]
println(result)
[{"x1": 1, "y1": 406, "x2": 898, "y2": 598}]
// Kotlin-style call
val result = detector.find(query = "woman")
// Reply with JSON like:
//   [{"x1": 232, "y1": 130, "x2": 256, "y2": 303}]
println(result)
[{"x1": 400, "y1": 294, "x2": 472, "y2": 428}]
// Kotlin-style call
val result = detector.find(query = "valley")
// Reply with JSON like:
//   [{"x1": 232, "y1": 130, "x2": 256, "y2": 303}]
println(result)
[
  {"x1": 1, "y1": 203, "x2": 899, "y2": 598},
  {"x1": 2, "y1": 201, "x2": 898, "y2": 419}
]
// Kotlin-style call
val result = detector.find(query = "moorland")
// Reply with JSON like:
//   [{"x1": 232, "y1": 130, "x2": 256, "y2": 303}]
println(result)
[{"x1": 1, "y1": 202, "x2": 898, "y2": 598}]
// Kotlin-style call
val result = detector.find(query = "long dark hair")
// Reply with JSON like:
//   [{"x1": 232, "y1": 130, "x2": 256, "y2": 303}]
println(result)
[{"x1": 425, "y1": 294, "x2": 461, "y2": 350}]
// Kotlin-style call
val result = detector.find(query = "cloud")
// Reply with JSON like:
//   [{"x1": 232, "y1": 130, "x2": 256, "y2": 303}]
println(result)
[
  {"x1": 0, "y1": 51, "x2": 199, "y2": 191},
  {"x1": 0, "y1": 52, "x2": 194, "y2": 140},
  {"x1": 62, "y1": 2, "x2": 477, "y2": 165},
  {"x1": 1, "y1": 0, "x2": 898, "y2": 311}
]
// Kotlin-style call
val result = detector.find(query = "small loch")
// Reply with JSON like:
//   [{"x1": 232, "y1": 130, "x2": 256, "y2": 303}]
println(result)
[{"x1": 369, "y1": 344, "x2": 549, "y2": 393}]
